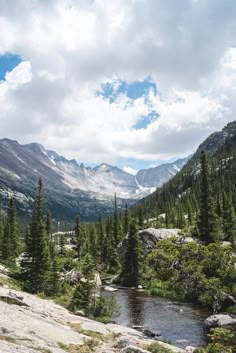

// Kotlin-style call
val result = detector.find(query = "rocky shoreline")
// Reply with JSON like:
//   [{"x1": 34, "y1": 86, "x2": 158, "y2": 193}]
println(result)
[{"x1": 0, "y1": 284, "x2": 184, "y2": 353}]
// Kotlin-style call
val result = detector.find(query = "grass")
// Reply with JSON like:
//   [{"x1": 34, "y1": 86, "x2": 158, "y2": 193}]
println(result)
[
  {"x1": 0, "y1": 335, "x2": 16, "y2": 344},
  {"x1": 226, "y1": 305, "x2": 236, "y2": 315},
  {"x1": 58, "y1": 340, "x2": 98, "y2": 353},
  {"x1": 69, "y1": 323, "x2": 104, "y2": 341},
  {"x1": 0, "y1": 276, "x2": 22, "y2": 290},
  {"x1": 29, "y1": 347, "x2": 52, "y2": 353},
  {"x1": 146, "y1": 342, "x2": 174, "y2": 353},
  {"x1": 146, "y1": 281, "x2": 175, "y2": 299}
]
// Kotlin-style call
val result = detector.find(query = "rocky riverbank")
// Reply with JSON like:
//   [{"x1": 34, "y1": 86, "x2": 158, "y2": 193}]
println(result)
[{"x1": 0, "y1": 283, "x2": 185, "y2": 353}]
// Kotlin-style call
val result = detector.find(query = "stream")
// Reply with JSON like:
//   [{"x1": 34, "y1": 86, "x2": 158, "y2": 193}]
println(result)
[{"x1": 102, "y1": 288, "x2": 209, "y2": 349}]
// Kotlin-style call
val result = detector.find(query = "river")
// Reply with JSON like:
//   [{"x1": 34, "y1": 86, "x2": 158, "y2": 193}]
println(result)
[{"x1": 103, "y1": 288, "x2": 209, "y2": 349}]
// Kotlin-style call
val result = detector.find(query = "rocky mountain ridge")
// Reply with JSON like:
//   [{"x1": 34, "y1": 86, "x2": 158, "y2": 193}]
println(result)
[{"x1": 0, "y1": 138, "x2": 188, "y2": 221}]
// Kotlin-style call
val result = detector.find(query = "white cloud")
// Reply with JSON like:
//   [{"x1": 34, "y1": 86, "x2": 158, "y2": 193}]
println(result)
[{"x1": 0, "y1": 0, "x2": 235, "y2": 166}]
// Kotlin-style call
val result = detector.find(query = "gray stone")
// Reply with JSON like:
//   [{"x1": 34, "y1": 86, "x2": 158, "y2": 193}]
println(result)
[
  {"x1": 95, "y1": 272, "x2": 102, "y2": 287},
  {"x1": 118, "y1": 228, "x2": 180, "y2": 261},
  {"x1": 120, "y1": 345, "x2": 150, "y2": 353},
  {"x1": 75, "y1": 310, "x2": 85, "y2": 317},
  {"x1": 204, "y1": 314, "x2": 236, "y2": 330},
  {"x1": 104, "y1": 286, "x2": 118, "y2": 292},
  {"x1": 0, "y1": 295, "x2": 30, "y2": 307}
]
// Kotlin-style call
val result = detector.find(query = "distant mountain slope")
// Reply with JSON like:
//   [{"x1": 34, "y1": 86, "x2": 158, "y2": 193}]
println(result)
[
  {"x1": 0, "y1": 139, "x2": 188, "y2": 221},
  {"x1": 136, "y1": 157, "x2": 189, "y2": 188},
  {"x1": 134, "y1": 121, "x2": 236, "y2": 222}
]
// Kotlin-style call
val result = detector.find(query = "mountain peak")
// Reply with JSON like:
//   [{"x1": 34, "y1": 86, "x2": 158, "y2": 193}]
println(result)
[
  {"x1": 94, "y1": 163, "x2": 113, "y2": 171},
  {"x1": 23, "y1": 142, "x2": 46, "y2": 154}
]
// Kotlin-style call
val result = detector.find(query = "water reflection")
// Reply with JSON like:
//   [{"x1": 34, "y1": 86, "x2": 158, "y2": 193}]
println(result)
[
  {"x1": 127, "y1": 289, "x2": 144, "y2": 327},
  {"x1": 103, "y1": 288, "x2": 209, "y2": 349}
]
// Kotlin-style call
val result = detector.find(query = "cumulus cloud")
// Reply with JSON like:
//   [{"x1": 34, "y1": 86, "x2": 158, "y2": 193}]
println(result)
[{"x1": 0, "y1": 0, "x2": 235, "y2": 167}]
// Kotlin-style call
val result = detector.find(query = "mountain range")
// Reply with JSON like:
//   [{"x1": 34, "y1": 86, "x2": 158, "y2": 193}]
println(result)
[{"x1": 0, "y1": 138, "x2": 188, "y2": 221}]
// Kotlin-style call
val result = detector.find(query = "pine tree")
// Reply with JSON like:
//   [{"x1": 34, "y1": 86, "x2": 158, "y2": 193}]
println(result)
[
  {"x1": 197, "y1": 151, "x2": 223, "y2": 244},
  {"x1": 48, "y1": 241, "x2": 60, "y2": 296},
  {"x1": 23, "y1": 178, "x2": 51, "y2": 293},
  {"x1": 124, "y1": 203, "x2": 129, "y2": 235},
  {"x1": 120, "y1": 218, "x2": 142, "y2": 287},
  {"x1": 0, "y1": 207, "x2": 3, "y2": 257},
  {"x1": 2, "y1": 198, "x2": 19, "y2": 263},
  {"x1": 105, "y1": 217, "x2": 119, "y2": 272},
  {"x1": 88, "y1": 225, "x2": 98, "y2": 263},
  {"x1": 46, "y1": 210, "x2": 52, "y2": 245},
  {"x1": 113, "y1": 193, "x2": 119, "y2": 246},
  {"x1": 59, "y1": 233, "x2": 66, "y2": 256},
  {"x1": 70, "y1": 254, "x2": 95, "y2": 313},
  {"x1": 97, "y1": 212, "x2": 105, "y2": 263},
  {"x1": 74, "y1": 215, "x2": 81, "y2": 259},
  {"x1": 223, "y1": 193, "x2": 236, "y2": 244},
  {"x1": 137, "y1": 206, "x2": 144, "y2": 229}
]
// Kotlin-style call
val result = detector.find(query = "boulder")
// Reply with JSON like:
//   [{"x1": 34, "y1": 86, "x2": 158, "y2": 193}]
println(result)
[
  {"x1": 104, "y1": 286, "x2": 118, "y2": 292},
  {"x1": 120, "y1": 345, "x2": 150, "y2": 353},
  {"x1": 204, "y1": 314, "x2": 236, "y2": 330},
  {"x1": 118, "y1": 228, "x2": 180, "y2": 261},
  {"x1": 95, "y1": 272, "x2": 102, "y2": 287},
  {"x1": 74, "y1": 310, "x2": 85, "y2": 317},
  {"x1": 0, "y1": 294, "x2": 30, "y2": 307},
  {"x1": 143, "y1": 329, "x2": 161, "y2": 338}
]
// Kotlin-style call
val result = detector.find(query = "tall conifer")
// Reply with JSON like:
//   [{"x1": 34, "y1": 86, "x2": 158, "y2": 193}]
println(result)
[{"x1": 197, "y1": 151, "x2": 222, "y2": 244}]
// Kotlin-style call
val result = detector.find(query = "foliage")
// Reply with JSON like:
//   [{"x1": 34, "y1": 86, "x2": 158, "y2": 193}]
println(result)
[
  {"x1": 0, "y1": 198, "x2": 20, "y2": 265},
  {"x1": 147, "y1": 342, "x2": 173, "y2": 353},
  {"x1": 194, "y1": 328, "x2": 234, "y2": 353},
  {"x1": 120, "y1": 218, "x2": 142, "y2": 287},
  {"x1": 147, "y1": 240, "x2": 236, "y2": 311}
]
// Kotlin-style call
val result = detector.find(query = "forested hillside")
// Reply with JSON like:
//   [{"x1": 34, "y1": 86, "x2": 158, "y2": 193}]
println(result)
[{"x1": 130, "y1": 121, "x2": 236, "y2": 235}]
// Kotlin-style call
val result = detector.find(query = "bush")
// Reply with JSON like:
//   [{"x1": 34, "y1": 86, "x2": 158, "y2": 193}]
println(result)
[
  {"x1": 194, "y1": 328, "x2": 234, "y2": 353},
  {"x1": 147, "y1": 342, "x2": 173, "y2": 353}
]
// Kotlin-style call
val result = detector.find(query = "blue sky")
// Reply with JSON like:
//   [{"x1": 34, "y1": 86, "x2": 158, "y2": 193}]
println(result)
[
  {"x1": 0, "y1": 0, "x2": 235, "y2": 172},
  {"x1": 97, "y1": 78, "x2": 159, "y2": 130},
  {"x1": 0, "y1": 54, "x2": 21, "y2": 80}
]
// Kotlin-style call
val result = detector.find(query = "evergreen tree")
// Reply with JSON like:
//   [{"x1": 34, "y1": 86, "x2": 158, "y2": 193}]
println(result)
[
  {"x1": 197, "y1": 151, "x2": 222, "y2": 244},
  {"x1": 223, "y1": 193, "x2": 236, "y2": 244},
  {"x1": 48, "y1": 241, "x2": 60, "y2": 296},
  {"x1": 165, "y1": 208, "x2": 169, "y2": 228},
  {"x1": 124, "y1": 203, "x2": 129, "y2": 235},
  {"x1": 120, "y1": 218, "x2": 142, "y2": 287},
  {"x1": 113, "y1": 193, "x2": 119, "y2": 246},
  {"x1": 97, "y1": 212, "x2": 105, "y2": 263},
  {"x1": 70, "y1": 254, "x2": 96, "y2": 313},
  {"x1": 105, "y1": 217, "x2": 119, "y2": 272},
  {"x1": 88, "y1": 225, "x2": 98, "y2": 263},
  {"x1": 59, "y1": 233, "x2": 66, "y2": 256},
  {"x1": 23, "y1": 178, "x2": 51, "y2": 293},
  {"x1": 74, "y1": 215, "x2": 81, "y2": 259},
  {"x1": 0, "y1": 207, "x2": 3, "y2": 257},
  {"x1": 137, "y1": 206, "x2": 144, "y2": 229},
  {"x1": 46, "y1": 210, "x2": 52, "y2": 244},
  {"x1": 2, "y1": 198, "x2": 19, "y2": 262}
]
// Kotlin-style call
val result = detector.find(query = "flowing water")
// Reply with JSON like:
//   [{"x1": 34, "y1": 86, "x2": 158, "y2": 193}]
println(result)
[{"x1": 103, "y1": 288, "x2": 209, "y2": 349}]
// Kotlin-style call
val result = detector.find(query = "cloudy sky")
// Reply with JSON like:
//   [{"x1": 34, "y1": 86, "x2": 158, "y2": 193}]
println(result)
[{"x1": 0, "y1": 0, "x2": 236, "y2": 173}]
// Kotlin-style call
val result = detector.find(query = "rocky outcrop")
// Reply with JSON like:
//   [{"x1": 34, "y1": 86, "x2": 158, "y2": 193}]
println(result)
[
  {"x1": 204, "y1": 314, "x2": 236, "y2": 330},
  {"x1": 118, "y1": 228, "x2": 180, "y2": 261},
  {"x1": 0, "y1": 285, "x2": 184, "y2": 353}
]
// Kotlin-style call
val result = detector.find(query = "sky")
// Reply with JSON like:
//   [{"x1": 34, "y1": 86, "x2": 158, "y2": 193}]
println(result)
[{"x1": 0, "y1": 0, "x2": 236, "y2": 173}]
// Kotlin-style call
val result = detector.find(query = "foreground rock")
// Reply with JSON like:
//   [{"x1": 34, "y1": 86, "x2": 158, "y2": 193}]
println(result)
[
  {"x1": 0, "y1": 285, "x2": 184, "y2": 353},
  {"x1": 204, "y1": 314, "x2": 236, "y2": 330}
]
